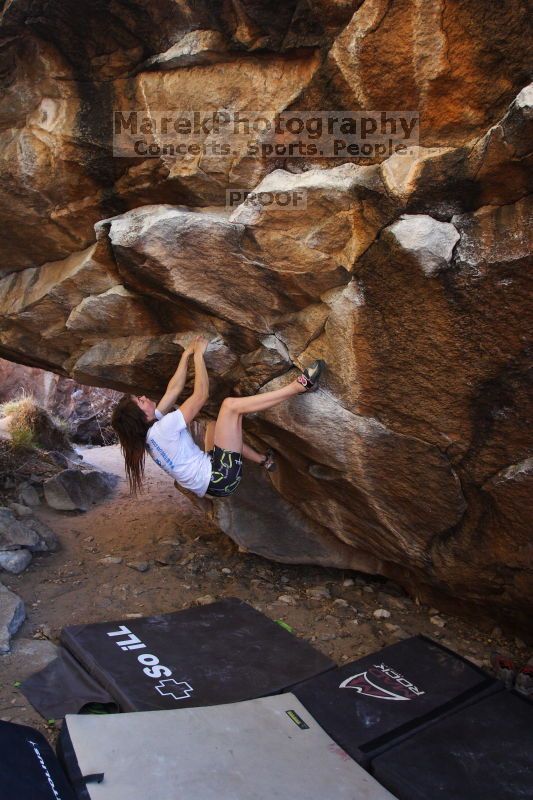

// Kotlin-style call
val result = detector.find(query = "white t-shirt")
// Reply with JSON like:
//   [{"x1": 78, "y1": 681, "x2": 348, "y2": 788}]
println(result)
[{"x1": 145, "y1": 408, "x2": 213, "y2": 497}]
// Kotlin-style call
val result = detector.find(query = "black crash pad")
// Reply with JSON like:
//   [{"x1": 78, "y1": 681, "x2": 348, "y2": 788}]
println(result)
[
  {"x1": 21, "y1": 648, "x2": 119, "y2": 721},
  {"x1": 291, "y1": 635, "x2": 499, "y2": 766},
  {"x1": 371, "y1": 690, "x2": 533, "y2": 800},
  {"x1": 55, "y1": 597, "x2": 334, "y2": 712},
  {"x1": 0, "y1": 719, "x2": 75, "y2": 800}
]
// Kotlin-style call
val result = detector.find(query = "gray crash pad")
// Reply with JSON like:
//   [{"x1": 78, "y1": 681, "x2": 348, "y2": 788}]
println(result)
[{"x1": 59, "y1": 693, "x2": 398, "y2": 800}]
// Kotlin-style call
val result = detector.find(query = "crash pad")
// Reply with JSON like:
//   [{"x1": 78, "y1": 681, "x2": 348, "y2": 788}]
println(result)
[
  {"x1": 59, "y1": 693, "x2": 398, "y2": 800},
  {"x1": 21, "y1": 647, "x2": 118, "y2": 720},
  {"x1": 25, "y1": 598, "x2": 334, "y2": 717},
  {"x1": 291, "y1": 635, "x2": 499, "y2": 766},
  {"x1": 0, "y1": 719, "x2": 75, "y2": 800},
  {"x1": 371, "y1": 690, "x2": 533, "y2": 800}
]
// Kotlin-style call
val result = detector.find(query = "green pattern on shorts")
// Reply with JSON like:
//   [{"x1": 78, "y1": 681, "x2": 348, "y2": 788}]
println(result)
[{"x1": 206, "y1": 445, "x2": 243, "y2": 496}]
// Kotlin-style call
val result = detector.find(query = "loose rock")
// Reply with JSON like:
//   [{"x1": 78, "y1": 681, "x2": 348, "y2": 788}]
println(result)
[
  {"x1": 18, "y1": 484, "x2": 40, "y2": 508},
  {"x1": 0, "y1": 583, "x2": 25, "y2": 653},
  {"x1": 8, "y1": 503, "x2": 33, "y2": 519},
  {"x1": 0, "y1": 550, "x2": 32, "y2": 574},
  {"x1": 380, "y1": 594, "x2": 410, "y2": 611},
  {"x1": 126, "y1": 561, "x2": 149, "y2": 573},
  {"x1": 0, "y1": 508, "x2": 40, "y2": 550},
  {"x1": 24, "y1": 518, "x2": 59, "y2": 553},
  {"x1": 306, "y1": 586, "x2": 331, "y2": 600},
  {"x1": 196, "y1": 595, "x2": 215, "y2": 606},
  {"x1": 278, "y1": 595, "x2": 296, "y2": 605},
  {"x1": 9, "y1": 638, "x2": 58, "y2": 672}
]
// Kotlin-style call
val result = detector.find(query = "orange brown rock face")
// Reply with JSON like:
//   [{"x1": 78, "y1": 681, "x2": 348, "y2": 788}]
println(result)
[{"x1": 0, "y1": 1, "x2": 531, "y2": 631}]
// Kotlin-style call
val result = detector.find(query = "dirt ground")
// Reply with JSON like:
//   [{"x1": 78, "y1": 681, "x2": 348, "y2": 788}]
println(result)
[{"x1": 0, "y1": 444, "x2": 530, "y2": 743}]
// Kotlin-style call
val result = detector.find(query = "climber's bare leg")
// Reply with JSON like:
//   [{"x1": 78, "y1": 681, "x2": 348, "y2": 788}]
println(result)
[
  {"x1": 205, "y1": 419, "x2": 264, "y2": 463},
  {"x1": 242, "y1": 442, "x2": 266, "y2": 464},
  {"x1": 213, "y1": 380, "x2": 305, "y2": 453}
]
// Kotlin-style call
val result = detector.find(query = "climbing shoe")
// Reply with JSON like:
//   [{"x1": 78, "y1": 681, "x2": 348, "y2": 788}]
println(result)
[
  {"x1": 490, "y1": 651, "x2": 517, "y2": 689},
  {"x1": 297, "y1": 359, "x2": 325, "y2": 392},
  {"x1": 262, "y1": 449, "x2": 277, "y2": 472}
]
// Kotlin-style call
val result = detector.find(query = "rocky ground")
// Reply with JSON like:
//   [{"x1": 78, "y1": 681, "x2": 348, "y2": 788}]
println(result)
[{"x1": 0, "y1": 444, "x2": 530, "y2": 745}]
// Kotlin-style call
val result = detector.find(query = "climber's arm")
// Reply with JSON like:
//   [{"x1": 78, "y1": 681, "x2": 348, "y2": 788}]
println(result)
[
  {"x1": 156, "y1": 344, "x2": 194, "y2": 415},
  {"x1": 179, "y1": 339, "x2": 209, "y2": 424}
]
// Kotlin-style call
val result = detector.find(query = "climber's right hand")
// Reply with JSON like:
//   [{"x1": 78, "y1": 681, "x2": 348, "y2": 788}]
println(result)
[{"x1": 192, "y1": 336, "x2": 209, "y2": 356}]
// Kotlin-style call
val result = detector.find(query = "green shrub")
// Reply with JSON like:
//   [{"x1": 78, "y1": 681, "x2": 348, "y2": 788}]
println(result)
[
  {"x1": 0, "y1": 397, "x2": 29, "y2": 417},
  {"x1": 9, "y1": 425, "x2": 36, "y2": 450},
  {"x1": 0, "y1": 396, "x2": 71, "y2": 452}
]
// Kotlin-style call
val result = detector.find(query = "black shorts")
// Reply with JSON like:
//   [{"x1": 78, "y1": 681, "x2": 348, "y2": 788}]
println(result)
[{"x1": 205, "y1": 445, "x2": 243, "y2": 497}]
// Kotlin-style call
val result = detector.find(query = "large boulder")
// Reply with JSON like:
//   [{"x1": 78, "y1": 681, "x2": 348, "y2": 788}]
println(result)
[
  {"x1": 43, "y1": 469, "x2": 118, "y2": 512},
  {"x1": 315, "y1": 0, "x2": 531, "y2": 148},
  {"x1": 213, "y1": 462, "x2": 382, "y2": 573},
  {"x1": 0, "y1": 2, "x2": 531, "y2": 631}
]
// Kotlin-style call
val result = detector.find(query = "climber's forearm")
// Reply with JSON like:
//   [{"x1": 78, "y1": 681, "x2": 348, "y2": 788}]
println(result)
[
  {"x1": 191, "y1": 350, "x2": 209, "y2": 403},
  {"x1": 178, "y1": 350, "x2": 209, "y2": 424},
  {"x1": 167, "y1": 349, "x2": 192, "y2": 394},
  {"x1": 156, "y1": 349, "x2": 192, "y2": 414}
]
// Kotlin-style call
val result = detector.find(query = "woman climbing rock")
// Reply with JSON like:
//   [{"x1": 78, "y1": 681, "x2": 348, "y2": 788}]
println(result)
[{"x1": 111, "y1": 336, "x2": 325, "y2": 498}]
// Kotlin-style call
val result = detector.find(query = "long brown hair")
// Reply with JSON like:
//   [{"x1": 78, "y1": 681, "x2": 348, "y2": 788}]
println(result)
[{"x1": 111, "y1": 395, "x2": 154, "y2": 495}]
